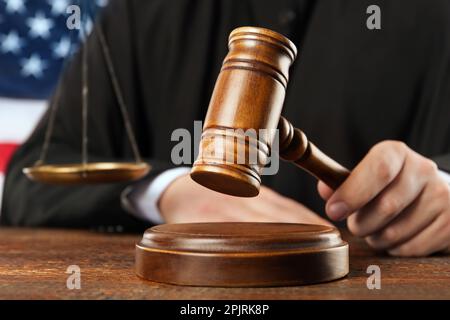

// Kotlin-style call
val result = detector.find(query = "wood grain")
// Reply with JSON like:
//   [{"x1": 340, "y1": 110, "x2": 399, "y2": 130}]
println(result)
[{"x1": 1, "y1": 227, "x2": 449, "y2": 300}]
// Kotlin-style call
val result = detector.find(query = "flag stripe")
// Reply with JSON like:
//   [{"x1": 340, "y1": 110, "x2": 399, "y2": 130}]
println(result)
[
  {"x1": 0, "y1": 143, "x2": 19, "y2": 173},
  {"x1": 0, "y1": 174, "x2": 4, "y2": 210},
  {"x1": 0, "y1": 97, "x2": 47, "y2": 141}
]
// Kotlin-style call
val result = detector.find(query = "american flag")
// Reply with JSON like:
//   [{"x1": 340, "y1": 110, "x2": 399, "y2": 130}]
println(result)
[{"x1": 0, "y1": 0, "x2": 107, "y2": 209}]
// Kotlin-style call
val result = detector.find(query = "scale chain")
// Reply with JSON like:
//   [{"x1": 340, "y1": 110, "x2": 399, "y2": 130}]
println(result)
[
  {"x1": 81, "y1": 21, "x2": 89, "y2": 175},
  {"x1": 35, "y1": 4, "x2": 143, "y2": 169},
  {"x1": 95, "y1": 23, "x2": 143, "y2": 164}
]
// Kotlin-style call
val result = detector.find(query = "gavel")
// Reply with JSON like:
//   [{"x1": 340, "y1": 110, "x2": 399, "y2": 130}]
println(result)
[{"x1": 191, "y1": 27, "x2": 350, "y2": 197}]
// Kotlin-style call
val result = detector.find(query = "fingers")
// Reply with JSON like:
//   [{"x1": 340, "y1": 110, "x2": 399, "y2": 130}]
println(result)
[
  {"x1": 161, "y1": 171, "x2": 332, "y2": 226},
  {"x1": 326, "y1": 141, "x2": 408, "y2": 221},
  {"x1": 271, "y1": 200, "x2": 332, "y2": 225},
  {"x1": 317, "y1": 181, "x2": 333, "y2": 201},
  {"x1": 387, "y1": 209, "x2": 450, "y2": 257},
  {"x1": 317, "y1": 139, "x2": 450, "y2": 256},
  {"x1": 246, "y1": 187, "x2": 333, "y2": 226},
  {"x1": 364, "y1": 179, "x2": 445, "y2": 250},
  {"x1": 346, "y1": 152, "x2": 429, "y2": 237}
]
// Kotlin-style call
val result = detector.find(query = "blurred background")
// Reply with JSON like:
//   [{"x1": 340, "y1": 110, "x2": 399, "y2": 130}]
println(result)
[{"x1": 0, "y1": 0, "x2": 108, "y2": 209}]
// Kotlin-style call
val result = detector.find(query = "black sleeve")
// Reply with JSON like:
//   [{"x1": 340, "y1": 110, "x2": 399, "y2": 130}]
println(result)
[
  {"x1": 434, "y1": 154, "x2": 450, "y2": 173},
  {"x1": 1, "y1": 1, "x2": 174, "y2": 232}
]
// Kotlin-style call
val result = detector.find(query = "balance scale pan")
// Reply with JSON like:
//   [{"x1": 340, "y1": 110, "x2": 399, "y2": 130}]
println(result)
[{"x1": 23, "y1": 162, "x2": 150, "y2": 185}]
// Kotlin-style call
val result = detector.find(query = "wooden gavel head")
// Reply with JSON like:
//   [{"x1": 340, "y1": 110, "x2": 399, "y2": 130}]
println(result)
[
  {"x1": 190, "y1": 27, "x2": 297, "y2": 197},
  {"x1": 191, "y1": 27, "x2": 350, "y2": 197}
]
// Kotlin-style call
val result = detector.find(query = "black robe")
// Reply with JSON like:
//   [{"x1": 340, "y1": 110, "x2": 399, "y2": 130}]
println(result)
[{"x1": 2, "y1": 0, "x2": 450, "y2": 232}]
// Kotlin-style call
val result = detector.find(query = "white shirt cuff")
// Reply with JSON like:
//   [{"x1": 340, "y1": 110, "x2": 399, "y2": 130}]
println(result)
[
  {"x1": 438, "y1": 170, "x2": 450, "y2": 185},
  {"x1": 121, "y1": 167, "x2": 191, "y2": 225}
]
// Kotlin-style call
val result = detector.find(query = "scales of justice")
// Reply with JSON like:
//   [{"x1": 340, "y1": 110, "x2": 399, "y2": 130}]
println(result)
[
  {"x1": 23, "y1": 16, "x2": 150, "y2": 184},
  {"x1": 22, "y1": 17, "x2": 350, "y2": 287}
]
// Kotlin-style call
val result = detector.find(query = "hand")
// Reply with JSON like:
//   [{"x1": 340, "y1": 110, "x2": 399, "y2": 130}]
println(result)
[
  {"x1": 159, "y1": 174, "x2": 332, "y2": 226},
  {"x1": 318, "y1": 140, "x2": 450, "y2": 257}
]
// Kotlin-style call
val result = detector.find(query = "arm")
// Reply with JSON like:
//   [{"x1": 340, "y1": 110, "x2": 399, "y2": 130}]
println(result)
[{"x1": 122, "y1": 167, "x2": 191, "y2": 225}]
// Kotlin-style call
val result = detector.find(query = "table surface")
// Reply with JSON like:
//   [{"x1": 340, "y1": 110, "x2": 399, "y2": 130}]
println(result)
[{"x1": 0, "y1": 227, "x2": 449, "y2": 300}]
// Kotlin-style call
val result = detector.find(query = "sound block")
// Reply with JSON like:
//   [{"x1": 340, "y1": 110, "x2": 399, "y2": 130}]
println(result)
[{"x1": 135, "y1": 223, "x2": 349, "y2": 287}]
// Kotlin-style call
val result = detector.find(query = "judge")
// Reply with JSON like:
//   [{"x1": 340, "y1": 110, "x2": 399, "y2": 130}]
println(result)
[{"x1": 2, "y1": 0, "x2": 450, "y2": 257}]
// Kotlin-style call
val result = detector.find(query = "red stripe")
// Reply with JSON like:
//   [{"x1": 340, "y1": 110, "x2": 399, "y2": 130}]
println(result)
[{"x1": 0, "y1": 143, "x2": 19, "y2": 173}]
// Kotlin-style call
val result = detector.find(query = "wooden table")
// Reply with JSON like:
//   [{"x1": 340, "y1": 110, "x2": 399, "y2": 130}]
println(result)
[{"x1": 0, "y1": 227, "x2": 449, "y2": 300}]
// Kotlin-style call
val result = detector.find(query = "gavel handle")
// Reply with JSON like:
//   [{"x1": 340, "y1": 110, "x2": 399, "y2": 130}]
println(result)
[{"x1": 278, "y1": 117, "x2": 350, "y2": 190}]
